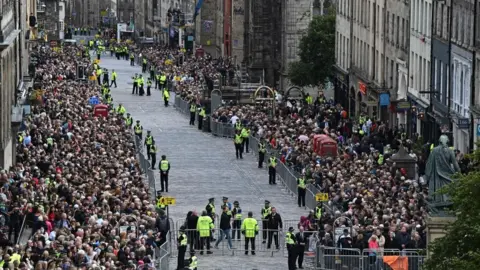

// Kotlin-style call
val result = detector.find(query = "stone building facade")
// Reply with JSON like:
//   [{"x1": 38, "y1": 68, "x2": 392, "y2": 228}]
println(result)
[
  {"x1": 0, "y1": 0, "x2": 30, "y2": 168},
  {"x1": 36, "y1": 0, "x2": 61, "y2": 40}
]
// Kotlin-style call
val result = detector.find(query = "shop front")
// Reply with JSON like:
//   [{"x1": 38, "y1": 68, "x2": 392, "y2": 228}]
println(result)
[
  {"x1": 333, "y1": 67, "x2": 349, "y2": 111},
  {"x1": 407, "y1": 93, "x2": 430, "y2": 139}
]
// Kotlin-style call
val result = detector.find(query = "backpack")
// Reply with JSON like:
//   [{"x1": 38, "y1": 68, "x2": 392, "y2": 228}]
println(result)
[{"x1": 158, "y1": 218, "x2": 168, "y2": 232}]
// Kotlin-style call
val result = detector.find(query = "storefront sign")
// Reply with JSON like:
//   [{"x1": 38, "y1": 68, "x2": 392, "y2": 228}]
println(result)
[
  {"x1": 358, "y1": 82, "x2": 367, "y2": 95},
  {"x1": 379, "y1": 93, "x2": 390, "y2": 106},
  {"x1": 365, "y1": 101, "x2": 377, "y2": 107},
  {"x1": 457, "y1": 118, "x2": 470, "y2": 129},
  {"x1": 396, "y1": 101, "x2": 411, "y2": 110}
]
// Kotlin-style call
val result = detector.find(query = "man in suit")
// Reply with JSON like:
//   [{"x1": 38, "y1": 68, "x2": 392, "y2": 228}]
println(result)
[{"x1": 295, "y1": 226, "x2": 307, "y2": 269}]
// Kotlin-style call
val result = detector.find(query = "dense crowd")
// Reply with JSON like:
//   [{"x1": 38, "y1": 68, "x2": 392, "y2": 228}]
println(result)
[
  {"x1": 211, "y1": 95, "x2": 431, "y2": 250},
  {"x1": 0, "y1": 45, "x2": 164, "y2": 269}
]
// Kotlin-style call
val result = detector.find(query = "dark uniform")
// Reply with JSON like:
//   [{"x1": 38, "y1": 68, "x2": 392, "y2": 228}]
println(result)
[
  {"x1": 134, "y1": 120, "x2": 143, "y2": 139},
  {"x1": 146, "y1": 79, "x2": 152, "y2": 96},
  {"x1": 177, "y1": 226, "x2": 188, "y2": 270},
  {"x1": 189, "y1": 103, "x2": 197, "y2": 125},
  {"x1": 261, "y1": 201, "x2": 272, "y2": 243},
  {"x1": 232, "y1": 201, "x2": 242, "y2": 240},
  {"x1": 144, "y1": 131, "x2": 154, "y2": 159},
  {"x1": 205, "y1": 198, "x2": 216, "y2": 241},
  {"x1": 149, "y1": 142, "x2": 157, "y2": 169},
  {"x1": 125, "y1": 113, "x2": 133, "y2": 128},
  {"x1": 297, "y1": 175, "x2": 307, "y2": 208},
  {"x1": 159, "y1": 155, "x2": 170, "y2": 192},
  {"x1": 295, "y1": 229, "x2": 307, "y2": 269},
  {"x1": 286, "y1": 227, "x2": 297, "y2": 270},
  {"x1": 234, "y1": 130, "x2": 243, "y2": 159},
  {"x1": 258, "y1": 139, "x2": 266, "y2": 168},
  {"x1": 268, "y1": 156, "x2": 277, "y2": 184},
  {"x1": 132, "y1": 74, "x2": 138, "y2": 94}
]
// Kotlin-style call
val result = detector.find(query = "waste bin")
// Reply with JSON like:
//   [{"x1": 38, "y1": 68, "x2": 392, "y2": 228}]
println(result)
[{"x1": 202, "y1": 116, "x2": 210, "y2": 132}]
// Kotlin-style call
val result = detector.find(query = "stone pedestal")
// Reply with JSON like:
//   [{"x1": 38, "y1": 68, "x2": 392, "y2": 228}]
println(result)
[{"x1": 426, "y1": 215, "x2": 456, "y2": 256}]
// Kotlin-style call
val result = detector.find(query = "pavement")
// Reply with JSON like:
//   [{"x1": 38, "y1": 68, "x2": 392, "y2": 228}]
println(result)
[{"x1": 99, "y1": 54, "x2": 316, "y2": 269}]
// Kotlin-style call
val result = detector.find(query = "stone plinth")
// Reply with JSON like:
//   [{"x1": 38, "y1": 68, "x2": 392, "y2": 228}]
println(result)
[{"x1": 426, "y1": 215, "x2": 456, "y2": 256}]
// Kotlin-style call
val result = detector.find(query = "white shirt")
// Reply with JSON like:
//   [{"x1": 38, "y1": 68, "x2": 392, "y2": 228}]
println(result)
[{"x1": 230, "y1": 115, "x2": 239, "y2": 125}]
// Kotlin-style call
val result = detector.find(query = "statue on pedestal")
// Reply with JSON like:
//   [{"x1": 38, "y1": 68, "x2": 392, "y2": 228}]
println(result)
[{"x1": 425, "y1": 135, "x2": 460, "y2": 215}]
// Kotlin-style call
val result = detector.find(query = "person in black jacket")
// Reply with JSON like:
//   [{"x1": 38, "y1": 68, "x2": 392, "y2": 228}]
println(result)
[
  {"x1": 295, "y1": 226, "x2": 307, "y2": 269},
  {"x1": 185, "y1": 211, "x2": 199, "y2": 252},
  {"x1": 214, "y1": 206, "x2": 233, "y2": 249},
  {"x1": 266, "y1": 207, "x2": 282, "y2": 249}
]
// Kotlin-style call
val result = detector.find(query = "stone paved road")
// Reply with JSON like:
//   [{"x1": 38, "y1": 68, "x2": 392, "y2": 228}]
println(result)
[{"x1": 100, "y1": 55, "x2": 316, "y2": 269}]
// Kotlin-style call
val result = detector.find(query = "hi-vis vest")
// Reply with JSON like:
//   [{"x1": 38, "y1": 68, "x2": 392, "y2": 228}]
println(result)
[
  {"x1": 125, "y1": 116, "x2": 133, "y2": 126},
  {"x1": 189, "y1": 256, "x2": 198, "y2": 269},
  {"x1": 315, "y1": 206, "x2": 322, "y2": 219},
  {"x1": 234, "y1": 134, "x2": 243, "y2": 144},
  {"x1": 234, "y1": 207, "x2": 242, "y2": 220},
  {"x1": 269, "y1": 157, "x2": 277, "y2": 167},
  {"x1": 378, "y1": 154, "x2": 384, "y2": 165},
  {"x1": 259, "y1": 143, "x2": 266, "y2": 153},
  {"x1": 199, "y1": 108, "x2": 206, "y2": 117},
  {"x1": 235, "y1": 122, "x2": 242, "y2": 130},
  {"x1": 208, "y1": 203, "x2": 215, "y2": 216},
  {"x1": 190, "y1": 104, "x2": 197, "y2": 112},
  {"x1": 146, "y1": 135, "x2": 153, "y2": 145},
  {"x1": 285, "y1": 232, "x2": 295, "y2": 245},
  {"x1": 156, "y1": 198, "x2": 166, "y2": 209},
  {"x1": 179, "y1": 233, "x2": 187, "y2": 246},
  {"x1": 160, "y1": 75, "x2": 166, "y2": 82},
  {"x1": 160, "y1": 160, "x2": 169, "y2": 171},
  {"x1": 262, "y1": 206, "x2": 271, "y2": 219},
  {"x1": 134, "y1": 124, "x2": 142, "y2": 134},
  {"x1": 149, "y1": 145, "x2": 157, "y2": 154},
  {"x1": 298, "y1": 178, "x2": 306, "y2": 189}
]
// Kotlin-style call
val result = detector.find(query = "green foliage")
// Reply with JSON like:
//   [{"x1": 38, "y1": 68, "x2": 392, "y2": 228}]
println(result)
[
  {"x1": 287, "y1": 11, "x2": 336, "y2": 87},
  {"x1": 424, "y1": 146, "x2": 480, "y2": 270}
]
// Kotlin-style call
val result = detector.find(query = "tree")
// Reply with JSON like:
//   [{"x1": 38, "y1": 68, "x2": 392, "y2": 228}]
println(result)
[
  {"x1": 424, "y1": 146, "x2": 480, "y2": 270},
  {"x1": 287, "y1": 10, "x2": 336, "y2": 87}
]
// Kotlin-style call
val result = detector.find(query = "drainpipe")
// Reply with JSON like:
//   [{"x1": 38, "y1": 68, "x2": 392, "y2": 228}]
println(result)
[
  {"x1": 447, "y1": 0, "x2": 453, "y2": 142},
  {"x1": 471, "y1": 0, "x2": 477, "y2": 151},
  {"x1": 348, "y1": 0, "x2": 354, "y2": 117}
]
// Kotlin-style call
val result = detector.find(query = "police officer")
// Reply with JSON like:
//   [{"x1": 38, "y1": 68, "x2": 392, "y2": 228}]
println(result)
[
  {"x1": 155, "y1": 72, "x2": 162, "y2": 89},
  {"x1": 314, "y1": 202, "x2": 322, "y2": 222},
  {"x1": 261, "y1": 200, "x2": 271, "y2": 244},
  {"x1": 146, "y1": 78, "x2": 152, "y2": 96},
  {"x1": 125, "y1": 113, "x2": 133, "y2": 128},
  {"x1": 177, "y1": 226, "x2": 188, "y2": 269},
  {"x1": 240, "y1": 126, "x2": 250, "y2": 153},
  {"x1": 142, "y1": 57, "x2": 147, "y2": 73},
  {"x1": 222, "y1": 197, "x2": 232, "y2": 212},
  {"x1": 159, "y1": 155, "x2": 170, "y2": 192},
  {"x1": 156, "y1": 192, "x2": 166, "y2": 212},
  {"x1": 188, "y1": 251, "x2": 198, "y2": 270},
  {"x1": 231, "y1": 201, "x2": 242, "y2": 241},
  {"x1": 258, "y1": 137, "x2": 266, "y2": 168},
  {"x1": 149, "y1": 63, "x2": 156, "y2": 79},
  {"x1": 163, "y1": 88, "x2": 170, "y2": 107},
  {"x1": 145, "y1": 130, "x2": 154, "y2": 159},
  {"x1": 241, "y1": 211, "x2": 258, "y2": 255},
  {"x1": 102, "y1": 68, "x2": 109, "y2": 85},
  {"x1": 297, "y1": 174, "x2": 307, "y2": 208},
  {"x1": 139, "y1": 75, "x2": 145, "y2": 96},
  {"x1": 198, "y1": 106, "x2": 206, "y2": 130},
  {"x1": 149, "y1": 141, "x2": 157, "y2": 169},
  {"x1": 130, "y1": 52, "x2": 135, "y2": 66},
  {"x1": 268, "y1": 156, "x2": 277, "y2": 184},
  {"x1": 205, "y1": 198, "x2": 215, "y2": 221},
  {"x1": 286, "y1": 227, "x2": 297, "y2": 270},
  {"x1": 134, "y1": 120, "x2": 143, "y2": 139},
  {"x1": 189, "y1": 102, "x2": 197, "y2": 125},
  {"x1": 110, "y1": 69, "x2": 117, "y2": 88},
  {"x1": 131, "y1": 74, "x2": 138, "y2": 94},
  {"x1": 234, "y1": 130, "x2": 243, "y2": 159},
  {"x1": 197, "y1": 211, "x2": 214, "y2": 255},
  {"x1": 116, "y1": 103, "x2": 126, "y2": 115}
]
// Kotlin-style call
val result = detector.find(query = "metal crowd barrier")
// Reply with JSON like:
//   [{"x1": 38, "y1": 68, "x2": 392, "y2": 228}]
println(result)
[
  {"x1": 133, "y1": 133, "x2": 157, "y2": 202},
  {"x1": 248, "y1": 136, "x2": 335, "y2": 216},
  {"x1": 210, "y1": 119, "x2": 235, "y2": 138},
  {"x1": 174, "y1": 95, "x2": 191, "y2": 117},
  {"x1": 156, "y1": 232, "x2": 171, "y2": 269},
  {"x1": 169, "y1": 228, "x2": 284, "y2": 257},
  {"x1": 316, "y1": 247, "x2": 426, "y2": 270}
]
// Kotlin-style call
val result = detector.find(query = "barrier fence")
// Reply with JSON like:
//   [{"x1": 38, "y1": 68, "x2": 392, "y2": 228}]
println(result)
[
  {"x1": 134, "y1": 134, "x2": 157, "y2": 200},
  {"x1": 316, "y1": 247, "x2": 426, "y2": 270},
  {"x1": 156, "y1": 232, "x2": 171, "y2": 269},
  {"x1": 173, "y1": 97, "x2": 336, "y2": 217}
]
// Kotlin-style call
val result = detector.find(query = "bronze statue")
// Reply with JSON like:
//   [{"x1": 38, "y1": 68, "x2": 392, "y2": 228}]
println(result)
[{"x1": 425, "y1": 135, "x2": 460, "y2": 214}]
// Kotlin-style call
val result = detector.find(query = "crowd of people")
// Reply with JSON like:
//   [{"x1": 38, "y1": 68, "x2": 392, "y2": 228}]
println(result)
[
  {"x1": 0, "y1": 44, "x2": 168, "y2": 269},
  {"x1": 207, "y1": 93, "x2": 434, "y2": 251}
]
